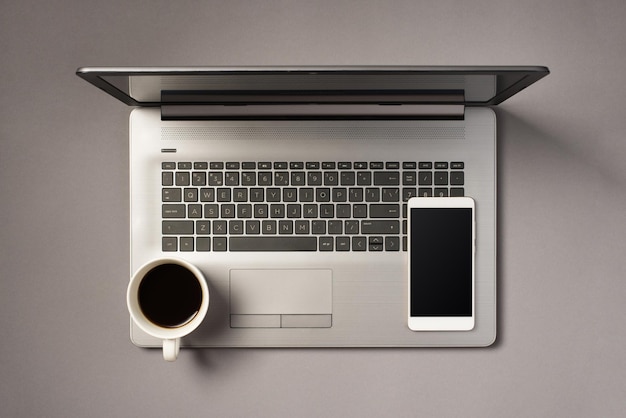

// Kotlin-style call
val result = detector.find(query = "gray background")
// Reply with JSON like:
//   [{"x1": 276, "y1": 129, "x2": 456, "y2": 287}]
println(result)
[{"x1": 2, "y1": 1, "x2": 625, "y2": 416}]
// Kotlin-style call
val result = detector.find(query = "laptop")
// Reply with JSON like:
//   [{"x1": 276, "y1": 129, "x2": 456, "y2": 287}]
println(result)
[{"x1": 77, "y1": 66, "x2": 549, "y2": 347}]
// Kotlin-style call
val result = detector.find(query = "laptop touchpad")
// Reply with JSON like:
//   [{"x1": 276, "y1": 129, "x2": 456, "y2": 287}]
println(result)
[{"x1": 230, "y1": 269, "x2": 332, "y2": 328}]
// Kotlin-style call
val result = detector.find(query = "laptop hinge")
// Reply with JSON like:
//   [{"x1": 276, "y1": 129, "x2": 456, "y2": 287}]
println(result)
[{"x1": 161, "y1": 104, "x2": 464, "y2": 121}]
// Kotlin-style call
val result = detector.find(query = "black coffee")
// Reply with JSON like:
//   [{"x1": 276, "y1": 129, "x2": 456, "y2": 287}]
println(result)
[{"x1": 138, "y1": 264, "x2": 203, "y2": 328}]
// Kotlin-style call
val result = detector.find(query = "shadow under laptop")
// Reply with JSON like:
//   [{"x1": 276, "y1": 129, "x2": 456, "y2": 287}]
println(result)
[{"x1": 493, "y1": 106, "x2": 620, "y2": 348}]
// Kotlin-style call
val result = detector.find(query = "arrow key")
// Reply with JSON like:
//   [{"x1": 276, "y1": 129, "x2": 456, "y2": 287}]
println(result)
[{"x1": 385, "y1": 236, "x2": 400, "y2": 251}]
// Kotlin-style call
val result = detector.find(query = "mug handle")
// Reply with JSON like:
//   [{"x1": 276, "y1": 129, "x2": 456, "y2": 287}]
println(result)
[{"x1": 163, "y1": 338, "x2": 180, "y2": 362}]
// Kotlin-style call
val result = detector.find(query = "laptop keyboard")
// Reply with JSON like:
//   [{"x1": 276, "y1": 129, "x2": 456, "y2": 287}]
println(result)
[{"x1": 161, "y1": 161, "x2": 465, "y2": 252}]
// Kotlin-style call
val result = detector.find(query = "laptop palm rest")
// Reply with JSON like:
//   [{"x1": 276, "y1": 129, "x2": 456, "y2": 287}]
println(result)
[{"x1": 229, "y1": 269, "x2": 332, "y2": 328}]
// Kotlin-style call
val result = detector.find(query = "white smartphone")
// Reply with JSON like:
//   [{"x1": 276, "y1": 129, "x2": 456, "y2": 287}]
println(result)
[{"x1": 407, "y1": 197, "x2": 475, "y2": 331}]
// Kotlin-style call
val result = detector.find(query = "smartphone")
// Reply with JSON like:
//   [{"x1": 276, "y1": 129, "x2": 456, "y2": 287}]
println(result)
[{"x1": 407, "y1": 197, "x2": 475, "y2": 331}]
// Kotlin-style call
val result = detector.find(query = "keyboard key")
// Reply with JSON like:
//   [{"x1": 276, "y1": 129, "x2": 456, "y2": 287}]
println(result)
[
  {"x1": 229, "y1": 220, "x2": 244, "y2": 234},
  {"x1": 295, "y1": 220, "x2": 310, "y2": 234},
  {"x1": 200, "y1": 188, "x2": 215, "y2": 202},
  {"x1": 162, "y1": 237, "x2": 177, "y2": 251},
  {"x1": 188, "y1": 204, "x2": 202, "y2": 218},
  {"x1": 403, "y1": 188, "x2": 417, "y2": 201},
  {"x1": 451, "y1": 162, "x2": 464, "y2": 169},
  {"x1": 208, "y1": 172, "x2": 223, "y2": 186},
  {"x1": 361, "y1": 220, "x2": 400, "y2": 234},
  {"x1": 450, "y1": 187, "x2": 465, "y2": 197},
  {"x1": 180, "y1": 237, "x2": 194, "y2": 251},
  {"x1": 213, "y1": 237, "x2": 227, "y2": 251},
  {"x1": 369, "y1": 204, "x2": 400, "y2": 218},
  {"x1": 345, "y1": 220, "x2": 359, "y2": 234},
  {"x1": 336, "y1": 237, "x2": 350, "y2": 251},
  {"x1": 162, "y1": 188, "x2": 181, "y2": 202},
  {"x1": 434, "y1": 172, "x2": 449, "y2": 185},
  {"x1": 262, "y1": 220, "x2": 277, "y2": 234},
  {"x1": 175, "y1": 172, "x2": 190, "y2": 186},
  {"x1": 246, "y1": 220, "x2": 260, "y2": 234},
  {"x1": 312, "y1": 220, "x2": 326, "y2": 234},
  {"x1": 210, "y1": 162, "x2": 224, "y2": 169},
  {"x1": 229, "y1": 237, "x2": 317, "y2": 251},
  {"x1": 382, "y1": 188, "x2": 400, "y2": 202},
  {"x1": 279, "y1": 220, "x2": 293, "y2": 234},
  {"x1": 196, "y1": 221, "x2": 210, "y2": 235},
  {"x1": 450, "y1": 171, "x2": 464, "y2": 185},
  {"x1": 385, "y1": 236, "x2": 400, "y2": 251},
  {"x1": 162, "y1": 172, "x2": 174, "y2": 186},
  {"x1": 434, "y1": 188, "x2": 448, "y2": 197},
  {"x1": 418, "y1": 172, "x2": 432, "y2": 185},
  {"x1": 340, "y1": 172, "x2": 356, "y2": 186},
  {"x1": 162, "y1": 221, "x2": 194, "y2": 234},
  {"x1": 291, "y1": 172, "x2": 306, "y2": 186},
  {"x1": 319, "y1": 237, "x2": 334, "y2": 251},
  {"x1": 332, "y1": 188, "x2": 347, "y2": 202},
  {"x1": 307, "y1": 172, "x2": 323, "y2": 186},
  {"x1": 213, "y1": 221, "x2": 227, "y2": 234},
  {"x1": 374, "y1": 171, "x2": 400, "y2": 185},
  {"x1": 402, "y1": 172, "x2": 416, "y2": 185},
  {"x1": 418, "y1": 188, "x2": 433, "y2": 197},
  {"x1": 352, "y1": 236, "x2": 367, "y2": 251},
  {"x1": 274, "y1": 172, "x2": 289, "y2": 185},
  {"x1": 184, "y1": 188, "x2": 198, "y2": 202},
  {"x1": 162, "y1": 204, "x2": 185, "y2": 218},
  {"x1": 328, "y1": 220, "x2": 343, "y2": 234},
  {"x1": 196, "y1": 237, "x2": 210, "y2": 251},
  {"x1": 204, "y1": 204, "x2": 219, "y2": 218},
  {"x1": 225, "y1": 172, "x2": 239, "y2": 186},
  {"x1": 258, "y1": 172, "x2": 272, "y2": 186},
  {"x1": 353, "y1": 204, "x2": 367, "y2": 218},
  {"x1": 357, "y1": 172, "x2": 372, "y2": 186},
  {"x1": 241, "y1": 172, "x2": 256, "y2": 186},
  {"x1": 192, "y1": 172, "x2": 206, "y2": 186},
  {"x1": 324, "y1": 172, "x2": 339, "y2": 186},
  {"x1": 365, "y1": 188, "x2": 380, "y2": 202}
]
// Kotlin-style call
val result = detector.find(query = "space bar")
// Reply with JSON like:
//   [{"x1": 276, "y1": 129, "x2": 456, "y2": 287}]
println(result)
[{"x1": 230, "y1": 237, "x2": 317, "y2": 251}]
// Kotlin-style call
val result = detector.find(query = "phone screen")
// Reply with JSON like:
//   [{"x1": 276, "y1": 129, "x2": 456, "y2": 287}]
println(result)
[{"x1": 409, "y1": 207, "x2": 473, "y2": 318}]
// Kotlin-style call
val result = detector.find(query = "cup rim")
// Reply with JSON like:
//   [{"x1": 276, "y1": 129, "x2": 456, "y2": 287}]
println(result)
[{"x1": 127, "y1": 258, "x2": 209, "y2": 340}]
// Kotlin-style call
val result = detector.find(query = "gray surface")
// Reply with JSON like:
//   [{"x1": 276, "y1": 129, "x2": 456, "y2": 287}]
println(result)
[{"x1": 1, "y1": 0, "x2": 625, "y2": 416}]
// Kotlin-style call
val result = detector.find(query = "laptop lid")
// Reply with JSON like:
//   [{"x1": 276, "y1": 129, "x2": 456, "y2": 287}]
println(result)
[{"x1": 76, "y1": 66, "x2": 549, "y2": 112}]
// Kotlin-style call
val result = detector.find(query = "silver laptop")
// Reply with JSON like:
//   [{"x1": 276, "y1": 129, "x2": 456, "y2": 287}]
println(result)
[{"x1": 77, "y1": 66, "x2": 548, "y2": 347}]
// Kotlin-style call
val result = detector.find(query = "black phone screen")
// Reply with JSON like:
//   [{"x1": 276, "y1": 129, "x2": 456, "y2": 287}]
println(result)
[{"x1": 409, "y1": 207, "x2": 473, "y2": 317}]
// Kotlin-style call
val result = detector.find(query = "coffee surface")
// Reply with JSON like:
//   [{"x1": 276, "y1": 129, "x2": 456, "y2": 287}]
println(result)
[{"x1": 138, "y1": 264, "x2": 202, "y2": 328}]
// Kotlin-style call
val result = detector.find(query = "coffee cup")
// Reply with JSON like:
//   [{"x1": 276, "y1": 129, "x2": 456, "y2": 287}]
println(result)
[{"x1": 127, "y1": 258, "x2": 209, "y2": 361}]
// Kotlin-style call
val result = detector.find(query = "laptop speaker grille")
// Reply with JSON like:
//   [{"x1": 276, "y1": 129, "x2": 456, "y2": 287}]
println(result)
[{"x1": 161, "y1": 126, "x2": 464, "y2": 141}]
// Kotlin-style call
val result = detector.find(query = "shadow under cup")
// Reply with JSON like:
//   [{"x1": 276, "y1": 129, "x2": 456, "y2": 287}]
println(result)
[{"x1": 138, "y1": 263, "x2": 204, "y2": 328}]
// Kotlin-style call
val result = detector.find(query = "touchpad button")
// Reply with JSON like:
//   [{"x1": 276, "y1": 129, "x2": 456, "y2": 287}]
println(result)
[{"x1": 230, "y1": 269, "x2": 332, "y2": 328}]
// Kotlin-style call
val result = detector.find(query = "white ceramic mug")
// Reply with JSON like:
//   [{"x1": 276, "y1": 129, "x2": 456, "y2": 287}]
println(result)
[{"x1": 127, "y1": 258, "x2": 209, "y2": 361}]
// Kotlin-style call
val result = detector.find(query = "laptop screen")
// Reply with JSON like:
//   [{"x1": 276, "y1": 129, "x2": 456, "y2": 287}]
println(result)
[{"x1": 77, "y1": 66, "x2": 548, "y2": 107}]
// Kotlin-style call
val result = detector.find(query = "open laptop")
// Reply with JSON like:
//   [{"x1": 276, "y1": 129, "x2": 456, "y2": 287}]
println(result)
[{"x1": 77, "y1": 66, "x2": 548, "y2": 347}]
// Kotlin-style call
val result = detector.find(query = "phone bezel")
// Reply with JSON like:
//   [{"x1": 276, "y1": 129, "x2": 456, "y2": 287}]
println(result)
[{"x1": 407, "y1": 197, "x2": 476, "y2": 331}]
